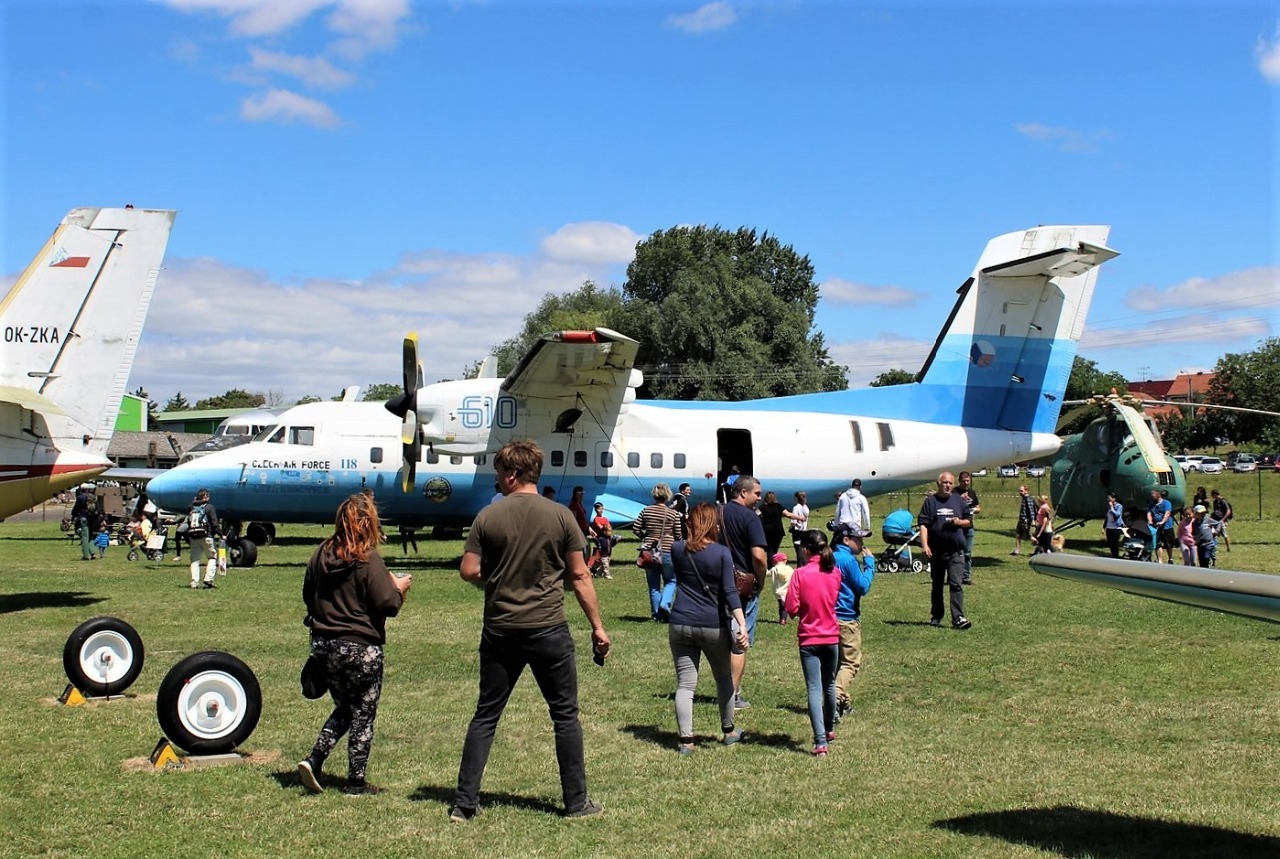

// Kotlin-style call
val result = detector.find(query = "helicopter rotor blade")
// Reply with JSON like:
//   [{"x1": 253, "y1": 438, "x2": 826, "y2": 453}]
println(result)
[{"x1": 1112, "y1": 401, "x2": 1172, "y2": 475}]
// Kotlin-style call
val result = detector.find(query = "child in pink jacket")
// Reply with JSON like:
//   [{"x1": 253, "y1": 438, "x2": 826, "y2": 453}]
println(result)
[{"x1": 784, "y1": 530, "x2": 843, "y2": 756}]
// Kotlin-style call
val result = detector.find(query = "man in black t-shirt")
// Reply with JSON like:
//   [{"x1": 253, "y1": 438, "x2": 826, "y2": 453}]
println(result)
[{"x1": 918, "y1": 472, "x2": 973, "y2": 630}]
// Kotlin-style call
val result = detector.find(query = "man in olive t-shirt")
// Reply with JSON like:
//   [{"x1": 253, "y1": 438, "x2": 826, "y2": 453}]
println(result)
[{"x1": 453, "y1": 440, "x2": 611, "y2": 821}]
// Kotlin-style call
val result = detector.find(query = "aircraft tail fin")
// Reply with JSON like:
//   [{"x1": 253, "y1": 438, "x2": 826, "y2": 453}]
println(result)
[
  {"x1": 915, "y1": 226, "x2": 1117, "y2": 434},
  {"x1": 0, "y1": 207, "x2": 177, "y2": 453}
]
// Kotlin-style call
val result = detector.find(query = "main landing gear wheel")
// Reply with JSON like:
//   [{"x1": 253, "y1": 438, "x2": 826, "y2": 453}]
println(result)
[
  {"x1": 63, "y1": 617, "x2": 145, "y2": 697},
  {"x1": 229, "y1": 537, "x2": 257, "y2": 568},
  {"x1": 245, "y1": 522, "x2": 275, "y2": 546},
  {"x1": 157, "y1": 652, "x2": 262, "y2": 755}
]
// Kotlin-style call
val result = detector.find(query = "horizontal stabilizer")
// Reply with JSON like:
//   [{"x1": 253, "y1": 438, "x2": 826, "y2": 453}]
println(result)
[
  {"x1": 1031, "y1": 553, "x2": 1280, "y2": 624},
  {"x1": 0, "y1": 385, "x2": 65, "y2": 417},
  {"x1": 983, "y1": 241, "x2": 1118, "y2": 279}
]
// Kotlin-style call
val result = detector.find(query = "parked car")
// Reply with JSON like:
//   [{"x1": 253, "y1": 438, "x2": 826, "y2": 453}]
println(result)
[
  {"x1": 998, "y1": 464, "x2": 1019, "y2": 478},
  {"x1": 1173, "y1": 455, "x2": 1191, "y2": 473},
  {"x1": 1026, "y1": 465, "x2": 1046, "y2": 478},
  {"x1": 1198, "y1": 456, "x2": 1224, "y2": 474},
  {"x1": 1231, "y1": 454, "x2": 1256, "y2": 473},
  {"x1": 1183, "y1": 455, "x2": 1206, "y2": 472},
  {"x1": 1260, "y1": 452, "x2": 1277, "y2": 467}
]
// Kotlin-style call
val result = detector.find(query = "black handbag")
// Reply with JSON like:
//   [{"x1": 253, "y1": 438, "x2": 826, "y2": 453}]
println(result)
[{"x1": 300, "y1": 654, "x2": 328, "y2": 700}]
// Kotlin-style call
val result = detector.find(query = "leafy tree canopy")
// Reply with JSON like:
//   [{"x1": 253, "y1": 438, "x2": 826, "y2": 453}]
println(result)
[
  {"x1": 361, "y1": 382, "x2": 404, "y2": 403},
  {"x1": 1203, "y1": 337, "x2": 1280, "y2": 450},
  {"x1": 869, "y1": 369, "x2": 917, "y2": 387},
  {"x1": 195, "y1": 389, "x2": 266, "y2": 410},
  {"x1": 620, "y1": 226, "x2": 846, "y2": 400},
  {"x1": 1058, "y1": 356, "x2": 1131, "y2": 436},
  {"x1": 295, "y1": 395, "x2": 323, "y2": 405}
]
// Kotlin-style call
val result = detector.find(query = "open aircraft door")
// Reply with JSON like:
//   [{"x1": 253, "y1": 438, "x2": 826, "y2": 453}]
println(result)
[{"x1": 716, "y1": 429, "x2": 754, "y2": 500}]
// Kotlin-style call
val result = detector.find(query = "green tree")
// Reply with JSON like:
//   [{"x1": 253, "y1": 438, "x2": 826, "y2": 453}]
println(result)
[
  {"x1": 361, "y1": 383, "x2": 404, "y2": 403},
  {"x1": 132, "y1": 385, "x2": 160, "y2": 428},
  {"x1": 620, "y1": 226, "x2": 846, "y2": 400},
  {"x1": 1203, "y1": 337, "x2": 1280, "y2": 449},
  {"x1": 195, "y1": 389, "x2": 266, "y2": 409},
  {"x1": 164, "y1": 392, "x2": 190, "y2": 412},
  {"x1": 295, "y1": 395, "x2": 322, "y2": 405},
  {"x1": 1058, "y1": 356, "x2": 1131, "y2": 436},
  {"x1": 869, "y1": 369, "x2": 917, "y2": 387},
  {"x1": 481, "y1": 280, "x2": 625, "y2": 377}
]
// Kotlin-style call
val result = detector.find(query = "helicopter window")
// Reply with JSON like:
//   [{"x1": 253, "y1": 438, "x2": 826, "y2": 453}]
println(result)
[
  {"x1": 627, "y1": 452, "x2": 640, "y2": 468},
  {"x1": 877, "y1": 422, "x2": 895, "y2": 451},
  {"x1": 674, "y1": 453, "x2": 686, "y2": 469},
  {"x1": 651, "y1": 453, "x2": 663, "y2": 468},
  {"x1": 370, "y1": 448, "x2": 383, "y2": 464},
  {"x1": 600, "y1": 451, "x2": 614, "y2": 468},
  {"x1": 551, "y1": 450, "x2": 565, "y2": 467},
  {"x1": 289, "y1": 427, "x2": 315, "y2": 445},
  {"x1": 426, "y1": 450, "x2": 439, "y2": 465},
  {"x1": 850, "y1": 421, "x2": 863, "y2": 453},
  {"x1": 574, "y1": 450, "x2": 587, "y2": 468},
  {"x1": 263, "y1": 426, "x2": 285, "y2": 444},
  {"x1": 450, "y1": 455, "x2": 463, "y2": 465},
  {"x1": 474, "y1": 454, "x2": 487, "y2": 466}
]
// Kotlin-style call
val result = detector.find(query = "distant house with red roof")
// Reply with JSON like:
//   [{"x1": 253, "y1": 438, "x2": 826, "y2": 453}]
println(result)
[{"x1": 1131, "y1": 372, "x2": 1215, "y2": 420}]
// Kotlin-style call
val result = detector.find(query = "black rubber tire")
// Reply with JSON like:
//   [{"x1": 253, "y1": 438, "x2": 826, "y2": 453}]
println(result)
[
  {"x1": 127, "y1": 548, "x2": 140, "y2": 562},
  {"x1": 245, "y1": 522, "x2": 274, "y2": 546},
  {"x1": 62, "y1": 617, "x2": 145, "y2": 697},
  {"x1": 230, "y1": 537, "x2": 258, "y2": 568},
  {"x1": 157, "y1": 651, "x2": 262, "y2": 755}
]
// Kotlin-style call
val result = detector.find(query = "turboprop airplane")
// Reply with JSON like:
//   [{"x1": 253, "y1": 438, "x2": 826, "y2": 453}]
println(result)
[
  {"x1": 147, "y1": 225, "x2": 1117, "y2": 563},
  {"x1": 0, "y1": 206, "x2": 176, "y2": 519}
]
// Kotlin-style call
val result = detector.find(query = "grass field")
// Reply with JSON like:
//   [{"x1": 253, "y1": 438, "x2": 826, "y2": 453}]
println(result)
[{"x1": 2, "y1": 473, "x2": 1278, "y2": 859}]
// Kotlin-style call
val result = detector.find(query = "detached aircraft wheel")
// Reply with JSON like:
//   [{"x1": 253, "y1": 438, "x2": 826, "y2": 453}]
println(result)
[
  {"x1": 63, "y1": 617, "x2": 145, "y2": 697},
  {"x1": 157, "y1": 652, "x2": 261, "y2": 755},
  {"x1": 230, "y1": 538, "x2": 258, "y2": 568}
]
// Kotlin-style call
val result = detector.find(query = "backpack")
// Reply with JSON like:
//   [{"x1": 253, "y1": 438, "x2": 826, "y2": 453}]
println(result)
[{"x1": 186, "y1": 504, "x2": 210, "y2": 539}]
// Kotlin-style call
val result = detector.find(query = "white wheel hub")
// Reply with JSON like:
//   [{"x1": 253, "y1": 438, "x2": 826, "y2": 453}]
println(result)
[
  {"x1": 175, "y1": 671, "x2": 248, "y2": 740},
  {"x1": 79, "y1": 631, "x2": 134, "y2": 685}
]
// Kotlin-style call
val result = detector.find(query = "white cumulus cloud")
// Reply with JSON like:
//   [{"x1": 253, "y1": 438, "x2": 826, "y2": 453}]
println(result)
[
  {"x1": 540, "y1": 222, "x2": 642, "y2": 265},
  {"x1": 667, "y1": 2, "x2": 737, "y2": 34},
  {"x1": 248, "y1": 47, "x2": 355, "y2": 89},
  {"x1": 241, "y1": 88, "x2": 342, "y2": 128},
  {"x1": 1015, "y1": 122, "x2": 1114, "y2": 153},
  {"x1": 821, "y1": 277, "x2": 923, "y2": 307},
  {"x1": 1258, "y1": 25, "x2": 1280, "y2": 82}
]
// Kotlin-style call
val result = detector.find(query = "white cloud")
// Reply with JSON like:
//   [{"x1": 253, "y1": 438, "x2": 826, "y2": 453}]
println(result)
[
  {"x1": 821, "y1": 277, "x2": 923, "y2": 307},
  {"x1": 160, "y1": 0, "x2": 335, "y2": 39},
  {"x1": 826, "y1": 333, "x2": 933, "y2": 389},
  {"x1": 130, "y1": 228, "x2": 636, "y2": 402},
  {"x1": 1015, "y1": 122, "x2": 1114, "y2": 153},
  {"x1": 326, "y1": 0, "x2": 413, "y2": 60},
  {"x1": 1258, "y1": 24, "x2": 1280, "y2": 82},
  {"x1": 1123, "y1": 266, "x2": 1278, "y2": 313},
  {"x1": 540, "y1": 222, "x2": 642, "y2": 265},
  {"x1": 240, "y1": 88, "x2": 342, "y2": 128},
  {"x1": 667, "y1": 2, "x2": 737, "y2": 34},
  {"x1": 247, "y1": 47, "x2": 355, "y2": 89}
]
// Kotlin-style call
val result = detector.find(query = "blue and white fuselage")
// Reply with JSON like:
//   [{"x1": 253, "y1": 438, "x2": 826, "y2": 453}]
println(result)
[{"x1": 147, "y1": 225, "x2": 1117, "y2": 532}]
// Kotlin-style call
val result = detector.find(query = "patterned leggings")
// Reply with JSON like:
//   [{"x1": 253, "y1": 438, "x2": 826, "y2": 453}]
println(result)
[{"x1": 308, "y1": 636, "x2": 384, "y2": 782}]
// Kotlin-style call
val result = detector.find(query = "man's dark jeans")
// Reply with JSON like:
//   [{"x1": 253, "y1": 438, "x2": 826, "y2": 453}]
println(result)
[{"x1": 455, "y1": 622, "x2": 587, "y2": 812}]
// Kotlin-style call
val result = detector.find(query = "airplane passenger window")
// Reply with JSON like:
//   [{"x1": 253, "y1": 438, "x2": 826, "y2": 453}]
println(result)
[
  {"x1": 601, "y1": 452, "x2": 614, "y2": 468},
  {"x1": 370, "y1": 448, "x2": 383, "y2": 463},
  {"x1": 551, "y1": 451, "x2": 565, "y2": 467},
  {"x1": 574, "y1": 450, "x2": 587, "y2": 468},
  {"x1": 674, "y1": 454, "x2": 686, "y2": 469},
  {"x1": 290, "y1": 427, "x2": 315, "y2": 445},
  {"x1": 627, "y1": 452, "x2": 640, "y2": 468},
  {"x1": 426, "y1": 451, "x2": 439, "y2": 465},
  {"x1": 650, "y1": 453, "x2": 663, "y2": 468},
  {"x1": 877, "y1": 422, "x2": 894, "y2": 451},
  {"x1": 850, "y1": 421, "x2": 863, "y2": 452}
]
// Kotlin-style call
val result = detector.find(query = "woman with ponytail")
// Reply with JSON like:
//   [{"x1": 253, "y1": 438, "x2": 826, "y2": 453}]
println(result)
[{"x1": 783, "y1": 528, "x2": 842, "y2": 757}]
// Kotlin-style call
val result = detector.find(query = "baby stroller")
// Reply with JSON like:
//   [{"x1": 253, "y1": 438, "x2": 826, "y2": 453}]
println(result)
[
  {"x1": 1119, "y1": 528, "x2": 1152, "y2": 562},
  {"x1": 877, "y1": 509, "x2": 924, "y2": 573},
  {"x1": 127, "y1": 521, "x2": 168, "y2": 562}
]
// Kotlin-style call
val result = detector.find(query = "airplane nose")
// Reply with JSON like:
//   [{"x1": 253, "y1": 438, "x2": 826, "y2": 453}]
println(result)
[{"x1": 146, "y1": 468, "x2": 198, "y2": 511}]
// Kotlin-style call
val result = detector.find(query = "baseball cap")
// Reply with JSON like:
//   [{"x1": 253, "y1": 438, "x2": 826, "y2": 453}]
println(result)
[
  {"x1": 1193, "y1": 504, "x2": 1207, "y2": 513},
  {"x1": 771, "y1": 552, "x2": 788, "y2": 564}
]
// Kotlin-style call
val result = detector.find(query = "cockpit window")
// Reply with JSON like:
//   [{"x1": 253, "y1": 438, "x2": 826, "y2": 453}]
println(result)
[
  {"x1": 255, "y1": 424, "x2": 281, "y2": 443},
  {"x1": 289, "y1": 427, "x2": 315, "y2": 446}
]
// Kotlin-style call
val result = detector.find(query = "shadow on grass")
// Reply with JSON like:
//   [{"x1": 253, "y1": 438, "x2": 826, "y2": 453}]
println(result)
[
  {"x1": 0, "y1": 591, "x2": 106, "y2": 613},
  {"x1": 934, "y1": 805, "x2": 1280, "y2": 859},
  {"x1": 408, "y1": 783, "x2": 560, "y2": 816},
  {"x1": 882, "y1": 619, "x2": 944, "y2": 627},
  {"x1": 620, "y1": 722, "x2": 806, "y2": 753}
]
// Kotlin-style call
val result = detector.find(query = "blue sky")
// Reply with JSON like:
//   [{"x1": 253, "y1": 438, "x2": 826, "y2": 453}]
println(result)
[{"x1": 3, "y1": 1, "x2": 1277, "y2": 405}]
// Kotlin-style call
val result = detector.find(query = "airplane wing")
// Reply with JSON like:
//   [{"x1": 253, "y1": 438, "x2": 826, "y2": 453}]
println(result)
[
  {"x1": 103, "y1": 467, "x2": 166, "y2": 483},
  {"x1": 1030, "y1": 553, "x2": 1280, "y2": 624},
  {"x1": 501, "y1": 329, "x2": 643, "y2": 437}
]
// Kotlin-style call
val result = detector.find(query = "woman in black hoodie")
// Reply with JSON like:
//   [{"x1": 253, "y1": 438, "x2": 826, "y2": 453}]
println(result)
[{"x1": 297, "y1": 492, "x2": 411, "y2": 796}]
